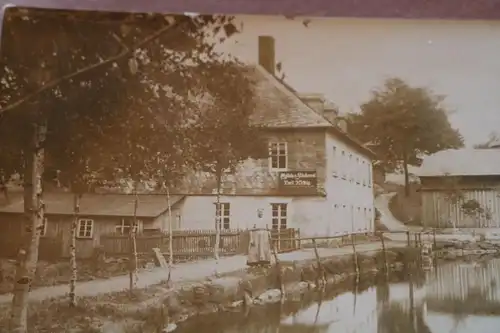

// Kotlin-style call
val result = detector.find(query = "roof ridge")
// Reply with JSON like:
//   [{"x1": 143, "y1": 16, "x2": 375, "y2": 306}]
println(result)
[{"x1": 253, "y1": 64, "x2": 332, "y2": 128}]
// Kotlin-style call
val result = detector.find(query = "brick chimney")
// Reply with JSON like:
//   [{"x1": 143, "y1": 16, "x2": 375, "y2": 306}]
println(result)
[{"x1": 258, "y1": 36, "x2": 276, "y2": 75}]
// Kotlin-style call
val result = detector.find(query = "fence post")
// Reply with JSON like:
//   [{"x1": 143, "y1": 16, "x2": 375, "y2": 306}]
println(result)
[
  {"x1": 406, "y1": 231, "x2": 411, "y2": 247},
  {"x1": 278, "y1": 229, "x2": 281, "y2": 253},
  {"x1": 312, "y1": 239, "x2": 326, "y2": 287},
  {"x1": 297, "y1": 228, "x2": 301, "y2": 249},
  {"x1": 379, "y1": 231, "x2": 389, "y2": 275},
  {"x1": 268, "y1": 230, "x2": 284, "y2": 296},
  {"x1": 351, "y1": 234, "x2": 360, "y2": 276},
  {"x1": 433, "y1": 229, "x2": 437, "y2": 250}
]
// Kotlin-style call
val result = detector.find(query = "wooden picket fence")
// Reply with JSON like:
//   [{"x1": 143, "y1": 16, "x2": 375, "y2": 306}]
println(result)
[
  {"x1": 100, "y1": 228, "x2": 301, "y2": 259},
  {"x1": 270, "y1": 228, "x2": 301, "y2": 253}
]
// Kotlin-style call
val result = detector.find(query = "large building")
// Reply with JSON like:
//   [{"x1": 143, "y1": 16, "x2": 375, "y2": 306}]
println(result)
[
  {"x1": 172, "y1": 36, "x2": 376, "y2": 237},
  {"x1": 0, "y1": 37, "x2": 376, "y2": 245}
]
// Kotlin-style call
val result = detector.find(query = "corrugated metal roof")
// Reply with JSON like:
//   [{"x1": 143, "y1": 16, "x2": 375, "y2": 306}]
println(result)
[
  {"x1": 417, "y1": 149, "x2": 500, "y2": 177},
  {"x1": 0, "y1": 192, "x2": 185, "y2": 217}
]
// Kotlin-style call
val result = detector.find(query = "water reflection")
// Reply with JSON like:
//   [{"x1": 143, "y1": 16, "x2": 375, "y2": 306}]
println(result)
[{"x1": 177, "y1": 257, "x2": 500, "y2": 333}]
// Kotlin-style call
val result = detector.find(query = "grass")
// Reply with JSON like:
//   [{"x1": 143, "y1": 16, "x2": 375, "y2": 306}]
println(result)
[
  {"x1": 388, "y1": 184, "x2": 422, "y2": 227},
  {"x1": 0, "y1": 284, "x2": 170, "y2": 333},
  {"x1": 0, "y1": 257, "x2": 152, "y2": 295}
]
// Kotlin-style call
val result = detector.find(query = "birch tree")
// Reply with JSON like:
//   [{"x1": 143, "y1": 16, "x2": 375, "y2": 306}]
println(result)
[
  {"x1": 9, "y1": 118, "x2": 46, "y2": 333},
  {"x1": 69, "y1": 192, "x2": 81, "y2": 307},
  {"x1": 191, "y1": 63, "x2": 267, "y2": 273},
  {"x1": 1, "y1": 8, "x2": 249, "y2": 330}
]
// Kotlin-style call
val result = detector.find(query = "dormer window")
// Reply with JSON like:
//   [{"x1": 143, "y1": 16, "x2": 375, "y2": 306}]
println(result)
[{"x1": 269, "y1": 142, "x2": 288, "y2": 171}]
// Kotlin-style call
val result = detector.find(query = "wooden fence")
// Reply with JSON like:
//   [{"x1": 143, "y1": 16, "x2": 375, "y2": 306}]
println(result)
[
  {"x1": 100, "y1": 228, "x2": 301, "y2": 259},
  {"x1": 270, "y1": 228, "x2": 301, "y2": 253},
  {"x1": 0, "y1": 236, "x2": 63, "y2": 261}
]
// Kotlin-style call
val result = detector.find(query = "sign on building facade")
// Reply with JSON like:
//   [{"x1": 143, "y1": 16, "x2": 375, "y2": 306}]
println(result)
[{"x1": 278, "y1": 171, "x2": 317, "y2": 189}]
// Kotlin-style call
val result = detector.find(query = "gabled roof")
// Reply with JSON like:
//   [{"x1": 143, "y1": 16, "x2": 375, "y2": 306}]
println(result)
[
  {"x1": 247, "y1": 64, "x2": 376, "y2": 160},
  {"x1": 0, "y1": 192, "x2": 185, "y2": 217},
  {"x1": 248, "y1": 65, "x2": 332, "y2": 128},
  {"x1": 417, "y1": 148, "x2": 500, "y2": 177}
]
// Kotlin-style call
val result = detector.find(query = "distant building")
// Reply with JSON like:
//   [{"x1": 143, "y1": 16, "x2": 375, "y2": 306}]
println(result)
[
  {"x1": 172, "y1": 36, "x2": 376, "y2": 237},
  {"x1": 0, "y1": 192, "x2": 184, "y2": 258},
  {"x1": 417, "y1": 148, "x2": 500, "y2": 228}
]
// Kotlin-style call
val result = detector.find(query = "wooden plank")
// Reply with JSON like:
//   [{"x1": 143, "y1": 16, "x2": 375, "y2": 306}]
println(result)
[{"x1": 152, "y1": 247, "x2": 168, "y2": 268}]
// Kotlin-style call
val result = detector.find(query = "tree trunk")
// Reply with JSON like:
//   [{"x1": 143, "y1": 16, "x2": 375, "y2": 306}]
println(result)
[
  {"x1": 69, "y1": 193, "x2": 80, "y2": 307},
  {"x1": 129, "y1": 185, "x2": 139, "y2": 294},
  {"x1": 403, "y1": 153, "x2": 410, "y2": 197},
  {"x1": 214, "y1": 168, "x2": 222, "y2": 274},
  {"x1": 409, "y1": 276, "x2": 417, "y2": 331},
  {"x1": 166, "y1": 187, "x2": 173, "y2": 267},
  {"x1": 165, "y1": 187, "x2": 174, "y2": 287},
  {"x1": 9, "y1": 119, "x2": 46, "y2": 333},
  {"x1": 0, "y1": 173, "x2": 9, "y2": 203}
]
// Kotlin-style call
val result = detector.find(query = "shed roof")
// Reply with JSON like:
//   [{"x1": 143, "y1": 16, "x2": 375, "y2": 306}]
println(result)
[
  {"x1": 0, "y1": 192, "x2": 185, "y2": 217},
  {"x1": 417, "y1": 149, "x2": 500, "y2": 177}
]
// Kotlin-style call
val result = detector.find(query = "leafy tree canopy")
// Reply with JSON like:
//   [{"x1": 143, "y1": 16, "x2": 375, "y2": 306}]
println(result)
[
  {"x1": 346, "y1": 78, "x2": 464, "y2": 195},
  {"x1": 474, "y1": 131, "x2": 500, "y2": 149},
  {"x1": 0, "y1": 9, "x2": 255, "y2": 195},
  {"x1": 189, "y1": 63, "x2": 268, "y2": 178}
]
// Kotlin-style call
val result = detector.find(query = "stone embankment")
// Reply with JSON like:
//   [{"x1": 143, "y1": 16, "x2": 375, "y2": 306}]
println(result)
[
  {"x1": 4, "y1": 238, "x2": 494, "y2": 333},
  {"x1": 104, "y1": 246, "x2": 420, "y2": 333},
  {"x1": 436, "y1": 239, "x2": 500, "y2": 259}
]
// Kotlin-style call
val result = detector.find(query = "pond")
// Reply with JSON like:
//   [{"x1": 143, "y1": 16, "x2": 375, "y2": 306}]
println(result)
[{"x1": 176, "y1": 256, "x2": 500, "y2": 333}]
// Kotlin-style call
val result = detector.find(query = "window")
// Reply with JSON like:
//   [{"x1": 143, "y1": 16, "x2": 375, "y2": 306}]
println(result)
[
  {"x1": 77, "y1": 219, "x2": 94, "y2": 238},
  {"x1": 271, "y1": 203, "x2": 287, "y2": 230},
  {"x1": 269, "y1": 142, "x2": 288, "y2": 170},
  {"x1": 215, "y1": 203, "x2": 231, "y2": 230},
  {"x1": 115, "y1": 218, "x2": 139, "y2": 235},
  {"x1": 332, "y1": 146, "x2": 338, "y2": 177},
  {"x1": 40, "y1": 217, "x2": 48, "y2": 237}
]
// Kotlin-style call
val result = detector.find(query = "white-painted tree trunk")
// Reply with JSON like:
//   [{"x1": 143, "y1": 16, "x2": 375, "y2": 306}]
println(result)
[
  {"x1": 214, "y1": 169, "x2": 222, "y2": 276},
  {"x1": 166, "y1": 187, "x2": 174, "y2": 285},
  {"x1": 69, "y1": 193, "x2": 80, "y2": 306},
  {"x1": 9, "y1": 119, "x2": 46, "y2": 333},
  {"x1": 129, "y1": 185, "x2": 139, "y2": 294}
]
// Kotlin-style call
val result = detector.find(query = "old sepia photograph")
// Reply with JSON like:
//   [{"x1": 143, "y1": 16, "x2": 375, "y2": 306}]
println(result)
[{"x1": 0, "y1": 2, "x2": 500, "y2": 332}]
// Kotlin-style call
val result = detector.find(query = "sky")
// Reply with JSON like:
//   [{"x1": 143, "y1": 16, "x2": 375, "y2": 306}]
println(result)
[{"x1": 216, "y1": 16, "x2": 500, "y2": 147}]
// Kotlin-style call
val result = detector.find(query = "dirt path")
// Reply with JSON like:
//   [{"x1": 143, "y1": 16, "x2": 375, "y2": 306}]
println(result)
[
  {"x1": 0, "y1": 241, "x2": 406, "y2": 305},
  {"x1": 375, "y1": 193, "x2": 411, "y2": 232}
]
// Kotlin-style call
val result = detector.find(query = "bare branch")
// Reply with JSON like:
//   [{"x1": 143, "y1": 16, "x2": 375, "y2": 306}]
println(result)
[
  {"x1": 0, "y1": 17, "x2": 184, "y2": 115},
  {"x1": 111, "y1": 33, "x2": 129, "y2": 52}
]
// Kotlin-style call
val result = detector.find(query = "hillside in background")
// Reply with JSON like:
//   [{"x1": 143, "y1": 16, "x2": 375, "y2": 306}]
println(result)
[{"x1": 387, "y1": 183, "x2": 422, "y2": 227}]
